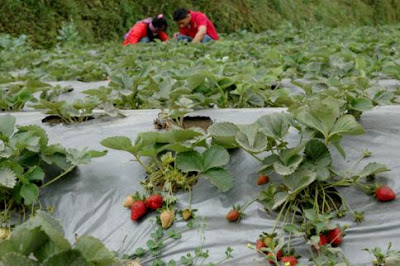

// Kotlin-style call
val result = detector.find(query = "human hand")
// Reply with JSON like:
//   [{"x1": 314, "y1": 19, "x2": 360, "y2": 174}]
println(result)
[{"x1": 173, "y1": 33, "x2": 180, "y2": 40}]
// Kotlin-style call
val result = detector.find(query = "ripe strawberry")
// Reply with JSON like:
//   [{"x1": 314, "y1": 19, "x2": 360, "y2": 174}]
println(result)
[
  {"x1": 312, "y1": 234, "x2": 328, "y2": 251},
  {"x1": 145, "y1": 194, "x2": 163, "y2": 210},
  {"x1": 160, "y1": 210, "x2": 175, "y2": 229},
  {"x1": 256, "y1": 239, "x2": 267, "y2": 251},
  {"x1": 376, "y1": 185, "x2": 396, "y2": 202},
  {"x1": 257, "y1": 174, "x2": 269, "y2": 185},
  {"x1": 226, "y1": 209, "x2": 240, "y2": 222},
  {"x1": 131, "y1": 200, "x2": 147, "y2": 221},
  {"x1": 267, "y1": 250, "x2": 283, "y2": 263},
  {"x1": 123, "y1": 195, "x2": 134, "y2": 208},
  {"x1": 281, "y1": 256, "x2": 298, "y2": 266},
  {"x1": 327, "y1": 227, "x2": 343, "y2": 246},
  {"x1": 319, "y1": 234, "x2": 328, "y2": 246}
]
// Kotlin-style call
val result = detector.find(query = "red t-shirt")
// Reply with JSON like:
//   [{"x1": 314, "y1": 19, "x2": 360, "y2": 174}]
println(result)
[
  {"x1": 123, "y1": 23, "x2": 169, "y2": 46},
  {"x1": 179, "y1": 11, "x2": 219, "y2": 40}
]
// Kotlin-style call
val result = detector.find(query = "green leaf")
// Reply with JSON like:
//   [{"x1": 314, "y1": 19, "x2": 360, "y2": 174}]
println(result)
[
  {"x1": 0, "y1": 252, "x2": 40, "y2": 266},
  {"x1": 208, "y1": 122, "x2": 239, "y2": 148},
  {"x1": 349, "y1": 98, "x2": 373, "y2": 112},
  {"x1": 272, "y1": 192, "x2": 289, "y2": 210},
  {"x1": 87, "y1": 150, "x2": 108, "y2": 158},
  {"x1": 200, "y1": 168, "x2": 233, "y2": 192},
  {"x1": 74, "y1": 235, "x2": 117, "y2": 265},
  {"x1": 282, "y1": 167, "x2": 317, "y2": 194},
  {"x1": 25, "y1": 166, "x2": 45, "y2": 181},
  {"x1": 314, "y1": 165, "x2": 331, "y2": 181},
  {"x1": 279, "y1": 143, "x2": 305, "y2": 164},
  {"x1": 66, "y1": 149, "x2": 91, "y2": 165},
  {"x1": 304, "y1": 139, "x2": 332, "y2": 167},
  {"x1": 0, "y1": 114, "x2": 16, "y2": 137},
  {"x1": 0, "y1": 167, "x2": 17, "y2": 188},
  {"x1": 273, "y1": 155, "x2": 303, "y2": 176},
  {"x1": 293, "y1": 98, "x2": 341, "y2": 138},
  {"x1": 0, "y1": 228, "x2": 48, "y2": 257},
  {"x1": 303, "y1": 162, "x2": 331, "y2": 181},
  {"x1": 236, "y1": 124, "x2": 268, "y2": 153},
  {"x1": 17, "y1": 125, "x2": 49, "y2": 148},
  {"x1": 100, "y1": 136, "x2": 134, "y2": 153},
  {"x1": 256, "y1": 112, "x2": 290, "y2": 139},
  {"x1": 329, "y1": 115, "x2": 364, "y2": 137},
  {"x1": 373, "y1": 90, "x2": 394, "y2": 105},
  {"x1": 9, "y1": 132, "x2": 41, "y2": 153},
  {"x1": 136, "y1": 129, "x2": 203, "y2": 147},
  {"x1": 358, "y1": 162, "x2": 390, "y2": 178},
  {"x1": 20, "y1": 183, "x2": 39, "y2": 205},
  {"x1": 41, "y1": 153, "x2": 71, "y2": 171},
  {"x1": 42, "y1": 250, "x2": 87, "y2": 266},
  {"x1": 330, "y1": 135, "x2": 346, "y2": 158},
  {"x1": 157, "y1": 143, "x2": 194, "y2": 153},
  {"x1": 202, "y1": 146, "x2": 230, "y2": 170},
  {"x1": 176, "y1": 151, "x2": 203, "y2": 172}
]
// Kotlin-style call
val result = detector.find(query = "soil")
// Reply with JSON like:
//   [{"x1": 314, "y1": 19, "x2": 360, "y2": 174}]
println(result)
[
  {"x1": 42, "y1": 115, "x2": 94, "y2": 125},
  {"x1": 154, "y1": 116, "x2": 213, "y2": 131}
]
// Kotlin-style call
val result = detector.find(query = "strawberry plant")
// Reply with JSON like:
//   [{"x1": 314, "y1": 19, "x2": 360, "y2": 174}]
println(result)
[
  {"x1": 0, "y1": 80, "x2": 51, "y2": 111},
  {"x1": 125, "y1": 217, "x2": 234, "y2": 265},
  {"x1": 33, "y1": 98, "x2": 100, "y2": 124},
  {"x1": 101, "y1": 130, "x2": 233, "y2": 194},
  {"x1": 364, "y1": 242, "x2": 400, "y2": 266},
  {"x1": 0, "y1": 114, "x2": 106, "y2": 223},
  {"x1": 0, "y1": 211, "x2": 122, "y2": 265}
]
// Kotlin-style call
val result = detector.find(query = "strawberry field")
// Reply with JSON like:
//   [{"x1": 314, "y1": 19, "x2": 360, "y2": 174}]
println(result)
[{"x1": 1, "y1": 24, "x2": 400, "y2": 265}]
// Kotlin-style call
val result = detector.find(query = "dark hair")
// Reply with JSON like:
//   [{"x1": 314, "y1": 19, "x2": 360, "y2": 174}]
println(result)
[
  {"x1": 173, "y1": 8, "x2": 189, "y2": 21},
  {"x1": 152, "y1": 14, "x2": 168, "y2": 31}
]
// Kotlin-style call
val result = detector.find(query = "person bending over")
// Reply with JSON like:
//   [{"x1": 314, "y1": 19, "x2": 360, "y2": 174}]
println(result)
[
  {"x1": 123, "y1": 14, "x2": 168, "y2": 46},
  {"x1": 172, "y1": 8, "x2": 219, "y2": 43}
]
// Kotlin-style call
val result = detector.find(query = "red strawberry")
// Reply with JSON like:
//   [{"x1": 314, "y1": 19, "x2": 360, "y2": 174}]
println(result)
[
  {"x1": 130, "y1": 200, "x2": 147, "y2": 221},
  {"x1": 319, "y1": 234, "x2": 328, "y2": 246},
  {"x1": 145, "y1": 194, "x2": 163, "y2": 209},
  {"x1": 327, "y1": 227, "x2": 343, "y2": 246},
  {"x1": 312, "y1": 234, "x2": 328, "y2": 251},
  {"x1": 226, "y1": 209, "x2": 240, "y2": 222},
  {"x1": 256, "y1": 239, "x2": 267, "y2": 251},
  {"x1": 257, "y1": 174, "x2": 269, "y2": 185},
  {"x1": 267, "y1": 250, "x2": 283, "y2": 263},
  {"x1": 281, "y1": 256, "x2": 298, "y2": 266},
  {"x1": 376, "y1": 186, "x2": 396, "y2": 202}
]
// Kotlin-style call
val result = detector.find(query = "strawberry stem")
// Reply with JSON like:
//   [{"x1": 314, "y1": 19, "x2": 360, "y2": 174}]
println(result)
[{"x1": 40, "y1": 164, "x2": 76, "y2": 189}]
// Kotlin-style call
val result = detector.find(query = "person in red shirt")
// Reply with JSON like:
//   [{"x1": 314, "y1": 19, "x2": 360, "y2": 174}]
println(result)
[
  {"x1": 172, "y1": 8, "x2": 219, "y2": 43},
  {"x1": 123, "y1": 14, "x2": 169, "y2": 46}
]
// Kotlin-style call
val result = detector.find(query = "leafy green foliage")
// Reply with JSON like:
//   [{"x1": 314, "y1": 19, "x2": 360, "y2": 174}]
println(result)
[
  {"x1": 102, "y1": 130, "x2": 233, "y2": 192},
  {"x1": 0, "y1": 211, "x2": 121, "y2": 265},
  {"x1": 0, "y1": 115, "x2": 106, "y2": 223}
]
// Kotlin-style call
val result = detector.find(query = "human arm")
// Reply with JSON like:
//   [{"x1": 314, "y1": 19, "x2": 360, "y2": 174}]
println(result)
[
  {"x1": 159, "y1": 31, "x2": 169, "y2": 42},
  {"x1": 192, "y1": 25, "x2": 207, "y2": 43}
]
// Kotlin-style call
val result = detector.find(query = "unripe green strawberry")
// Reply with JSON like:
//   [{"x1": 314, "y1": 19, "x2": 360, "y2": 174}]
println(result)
[
  {"x1": 160, "y1": 210, "x2": 175, "y2": 229},
  {"x1": 123, "y1": 195, "x2": 134, "y2": 208},
  {"x1": 181, "y1": 209, "x2": 192, "y2": 220}
]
